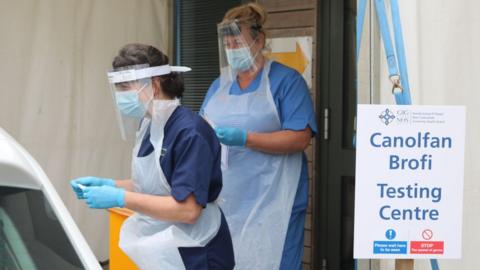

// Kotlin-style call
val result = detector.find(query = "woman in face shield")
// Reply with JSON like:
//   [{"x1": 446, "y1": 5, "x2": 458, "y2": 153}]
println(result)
[
  {"x1": 200, "y1": 3, "x2": 318, "y2": 270},
  {"x1": 70, "y1": 44, "x2": 235, "y2": 270}
]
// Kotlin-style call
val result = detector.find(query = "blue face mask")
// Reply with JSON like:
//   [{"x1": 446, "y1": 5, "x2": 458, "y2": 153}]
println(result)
[
  {"x1": 115, "y1": 84, "x2": 148, "y2": 118},
  {"x1": 225, "y1": 46, "x2": 254, "y2": 71}
]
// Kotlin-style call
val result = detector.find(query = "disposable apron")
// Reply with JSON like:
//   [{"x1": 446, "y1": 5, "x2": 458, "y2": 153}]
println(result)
[
  {"x1": 204, "y1": 60, "x2": 303, "y2": 269},
  {"x1": 119, "y1": 101, "x2": 222, "y2": 270}
]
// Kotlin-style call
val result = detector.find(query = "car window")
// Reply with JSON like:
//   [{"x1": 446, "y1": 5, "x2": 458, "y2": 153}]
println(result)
[{"x1": 0, "y1": 187, "x2": 83, "y2": 270}]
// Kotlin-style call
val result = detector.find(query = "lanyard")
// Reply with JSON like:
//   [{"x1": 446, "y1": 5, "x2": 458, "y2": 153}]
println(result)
[{"x1": 357, "y1": 0, "x2": 412, "y2": 105}]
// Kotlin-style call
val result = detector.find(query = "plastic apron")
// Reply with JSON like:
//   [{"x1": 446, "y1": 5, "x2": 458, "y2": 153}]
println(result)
[
  {"x1": 119, "y1": 101, "x2": 222, "y2": 270},
  {"x1": 203, "y1": 60, "x2": 303, "y2": 269}
]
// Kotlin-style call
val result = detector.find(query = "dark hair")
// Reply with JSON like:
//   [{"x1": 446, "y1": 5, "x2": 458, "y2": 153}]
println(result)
[{"x1": 112, "y1": 43, "x2": 184, "y2": 98}]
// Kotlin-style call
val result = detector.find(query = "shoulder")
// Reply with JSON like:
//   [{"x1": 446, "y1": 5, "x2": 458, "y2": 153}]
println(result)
[
  {"x1": 200, "y1": 77, "x2": 221, "y2": 113},
  {"x1": 169, "y1": 106, "x2": 219, "y2": 151},
  {"x1": 268, "y1": 61, "x2": 308, "y2": 98},
  {"x1": 207, "y1": 77, "x2": 221, "y2": 93},
  {"x1": 170, "y1": 106, "x2": 206, "y2": 133},
  {"x1": 269, "y1": 61, "x2": 303, "y2": 80}
]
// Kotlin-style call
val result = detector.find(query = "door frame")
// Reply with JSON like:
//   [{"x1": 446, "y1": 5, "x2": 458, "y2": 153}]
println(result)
[{"x1": 314, "y1": 0, "x2": 356, "y2": 269}]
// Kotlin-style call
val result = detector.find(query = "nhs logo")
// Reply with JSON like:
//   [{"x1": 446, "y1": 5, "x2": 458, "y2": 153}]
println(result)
[{"x1": 379, "y1": 108, "x2": 410, "y2": 126}]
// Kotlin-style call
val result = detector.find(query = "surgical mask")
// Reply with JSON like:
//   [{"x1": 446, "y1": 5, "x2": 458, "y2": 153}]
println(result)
[
  {"x1": 225, "y1": 46, "x2": 254, "y2": 71},
  {"x1": 115, "y1": 84, "x2": 149, "y2": 119}
]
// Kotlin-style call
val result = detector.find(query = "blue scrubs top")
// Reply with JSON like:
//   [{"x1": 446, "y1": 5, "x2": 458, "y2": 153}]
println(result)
[
  {"x1": 137, "y1": 106, "x2": 235, "y2": 270},
  {"x1": 200, "y1": 61, "x2": 317, "y2": 269}
]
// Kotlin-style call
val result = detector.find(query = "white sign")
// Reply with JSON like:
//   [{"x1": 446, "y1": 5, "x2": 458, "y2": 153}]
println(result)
[{"x1": 354, "y1": 104, "x2": 465, "y2": 259}]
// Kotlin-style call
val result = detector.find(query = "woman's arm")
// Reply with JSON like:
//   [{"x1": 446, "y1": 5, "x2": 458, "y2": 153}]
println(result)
[
  {"x1": 246, "y1": 126, "x2": 312, "y2": 154},
  {"x1": 124, "y1": 192, "x2": 202, "y2": 224},
  {"x1": 242, "y1": 67, "x2": 316, "y2": 155},
  {"x1": 114, "y1": 179, "x2": 135, "y2": 191}
]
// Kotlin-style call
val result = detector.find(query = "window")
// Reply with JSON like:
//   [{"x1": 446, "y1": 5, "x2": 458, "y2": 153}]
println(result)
[
  {"x1": 0, "y1": 187, "x2": 83, "y2": 270},
  {"x1": 175, "y1": 0, "x2": 243, "y2": 111}
]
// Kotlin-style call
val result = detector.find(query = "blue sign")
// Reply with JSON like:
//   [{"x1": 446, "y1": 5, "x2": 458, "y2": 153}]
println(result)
[{"x1": 373, "y1": 241, "x2": 407, "y2": 254}]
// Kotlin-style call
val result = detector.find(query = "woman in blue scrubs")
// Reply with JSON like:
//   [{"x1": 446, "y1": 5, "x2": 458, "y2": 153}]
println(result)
[
  {"x1": 201, "y1": 3, "x2": 317, "y2": 270},
  {"x1": 71, "y1": 44, "x2": 234, "y2": 269}
]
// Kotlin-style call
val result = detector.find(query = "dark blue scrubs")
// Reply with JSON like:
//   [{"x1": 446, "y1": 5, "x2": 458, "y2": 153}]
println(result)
[{"x1": 137, "y1": 106, "x2": 235, "y2": 270}]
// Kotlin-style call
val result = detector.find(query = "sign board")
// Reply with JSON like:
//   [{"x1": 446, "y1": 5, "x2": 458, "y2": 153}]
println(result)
[
  {"x1": 266, "y1": 36, "x2": 312, "y2": 88},
  {"x1": 354, "y1": 104, "x2": 465, "y2": 259}
]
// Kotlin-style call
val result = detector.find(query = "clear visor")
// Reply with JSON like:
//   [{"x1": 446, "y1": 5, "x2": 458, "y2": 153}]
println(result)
[
  {"x1": 107, "y1": 64, "x2": 191, "y2": 141},
  {"x1": 108, "y1": 64, "x2": 153, "y2": 141},
  {"x1": 217, "y1": 21, "x2": 260, "y2": 79}
]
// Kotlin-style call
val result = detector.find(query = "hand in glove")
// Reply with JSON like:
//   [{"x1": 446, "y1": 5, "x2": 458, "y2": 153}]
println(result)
[
  {"x1": 214, "y1": 127, "x2": 248, "y2": 146},
  {"x1": 82, "y1": 186, "x2": 125, "y2": 209}
]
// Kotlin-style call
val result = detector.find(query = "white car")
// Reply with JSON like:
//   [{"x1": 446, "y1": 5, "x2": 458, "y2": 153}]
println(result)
[{"x1": 0, "y1": 127, "x2": 101, "y2": 270}]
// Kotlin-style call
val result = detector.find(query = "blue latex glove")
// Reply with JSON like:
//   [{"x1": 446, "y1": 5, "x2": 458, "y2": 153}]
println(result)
[
  {"x1": 83, "y1": 186, "x2": 125, "y2": 209},
  {"x1": 70, "y1": 176, "x2": 115, "y2": 199},
  {"x1": 214, "y1": 127, "x2": 248, "y2": 146}
]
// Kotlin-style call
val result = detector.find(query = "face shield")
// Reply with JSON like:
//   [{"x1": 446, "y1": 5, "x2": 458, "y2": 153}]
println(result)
[
  {"x1": 217, "y1": 20, "x2": 261, "y2": 79},
  {"x1": 107, "y1": 64, "x2": 191, "y2": 141}
]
